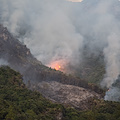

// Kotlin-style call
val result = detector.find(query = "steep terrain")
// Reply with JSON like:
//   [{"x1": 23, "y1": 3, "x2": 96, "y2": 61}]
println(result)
[
  {"x1": 0, "y1": 24, "x2": 104, "y2": 109},
  {"x1": 0, "y1": 66, "x2": 77, "y2": 120},
  {"x1": 0, "y1": 66, "x2": 120, "y2": 120},
  {"x1": 37, "y1": 81, "x2": 101, "y2": 110},
  {"x1": 68, "y1": 48, "x2": 105, "y2": 85}
]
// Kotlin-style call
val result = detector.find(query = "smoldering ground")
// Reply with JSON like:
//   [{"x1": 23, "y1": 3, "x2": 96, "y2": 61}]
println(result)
[{"x1": 0, "y1": 0, "x2": 120, "y2": 101}]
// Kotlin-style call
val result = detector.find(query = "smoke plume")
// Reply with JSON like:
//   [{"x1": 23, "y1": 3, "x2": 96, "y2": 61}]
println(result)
[
  {"x1": 0, "y1": 0, "x2": 120, "y2": 101},
  {"x1": 0, "y1": 0, "x2": 84, "y2": 67},
  {"x1": 0, "y1": 59, "x2": 8, "y2": 66}
]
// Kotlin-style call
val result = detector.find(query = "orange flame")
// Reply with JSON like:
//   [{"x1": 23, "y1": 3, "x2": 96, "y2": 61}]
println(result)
[
  {"x1": 55, "y1": 65, "x2": 61, "y2": 70},
  {"x1": 48, "y1": 60, "x2": 67, "y2": 71}
]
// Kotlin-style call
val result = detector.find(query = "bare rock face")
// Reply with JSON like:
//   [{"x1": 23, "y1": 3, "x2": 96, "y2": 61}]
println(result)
[{"x1": 35, "y1": 81, "x2": 101, "y2": 110}]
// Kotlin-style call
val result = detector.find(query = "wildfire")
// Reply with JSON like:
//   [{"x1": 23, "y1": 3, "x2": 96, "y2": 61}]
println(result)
[
  {"x1": 48, "y1": 59, "x2": 67, "y2": 71},
  {"x1": 55, "y1": 65, "x2": 61, "y2": 70},
  {"x1": 48, "y1": 61, "x2": 62, "y2": 71}
]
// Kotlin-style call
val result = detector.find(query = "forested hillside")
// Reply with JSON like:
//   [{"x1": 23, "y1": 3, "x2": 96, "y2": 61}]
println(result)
[{"x1": 0, "y1": 66, "x2": 120, "y2": 120}]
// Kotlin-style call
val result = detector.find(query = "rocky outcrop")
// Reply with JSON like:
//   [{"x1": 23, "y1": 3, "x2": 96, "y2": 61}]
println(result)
[{"x1": 34, "y1": 81, "x2": 101, "y2": 110}]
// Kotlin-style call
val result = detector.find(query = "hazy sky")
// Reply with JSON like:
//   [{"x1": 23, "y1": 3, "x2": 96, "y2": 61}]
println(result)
[{"x1": 67, "y1": 0, "x2": 83, "y2": 2}]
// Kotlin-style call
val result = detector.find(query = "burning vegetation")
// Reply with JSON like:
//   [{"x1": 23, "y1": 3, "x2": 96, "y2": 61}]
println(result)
[
  {"x1": 55, "y1": 64, "x2": 61, "y2": 70},
  {"x1": 48, "y1": 60, "x2": 65, "y2": 71},
  {"x1": 48, "y1": 62, "x2": 61, "y2": 70}
]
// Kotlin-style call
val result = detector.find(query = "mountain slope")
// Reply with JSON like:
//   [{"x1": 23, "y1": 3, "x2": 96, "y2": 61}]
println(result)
[
  {"x1": 0, "y1": 66, "x2": 75, "y2": 120},
  {"x1": 0, "y1": 24, "x2": 104, "y2": 109},
  {"x1": 73, "y1": 48, "x2": 105, "y2": 85},
  {"x1": 0, "y1": 66, "x2": 120, "y2": 120}
]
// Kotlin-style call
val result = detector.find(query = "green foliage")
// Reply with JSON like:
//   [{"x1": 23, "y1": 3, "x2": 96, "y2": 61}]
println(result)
[
  {"x1": 0, "y1": 66, "x2": 120, "y2": 120},
  {"x1": 0, "y1": 66, "x2": 63, "y2": 120}
]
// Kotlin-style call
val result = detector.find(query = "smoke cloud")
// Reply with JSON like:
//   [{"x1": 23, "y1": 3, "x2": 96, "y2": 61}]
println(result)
[
  {"x1": 0, "y1": 58, "x2": 8, "y2": 66},
  {"x1": 0, "y1": 0, "x2": 84, "y2": 67},
  {"x1": 0, "y1": 0, "x2": 120, "y2": 100}
]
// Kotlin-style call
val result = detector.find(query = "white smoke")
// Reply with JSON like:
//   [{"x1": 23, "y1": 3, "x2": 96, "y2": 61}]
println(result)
[
  {"x1": 0, "y1": 0, "x2": 120, "y2": 100},
  {"x1": 104, "y1": 87, "x2": 120, "y2": 101},
  {"x1": 101, "y1": 33, "x2": 120, "y2": 88},
  {"x1": 0, "y1": 59, "x2": 8, "y2": 66},
  {"x1": 0, "y1": 0, "x2": 84, "y2": 66}
]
